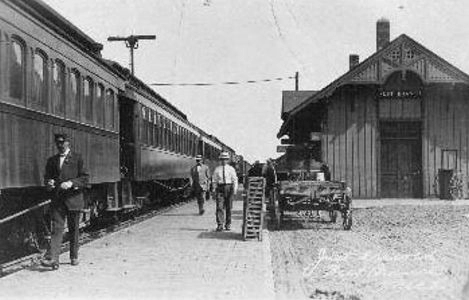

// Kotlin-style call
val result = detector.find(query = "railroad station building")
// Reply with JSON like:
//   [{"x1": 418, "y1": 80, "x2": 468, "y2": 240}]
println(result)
[{"x1": 278, "y1": 19, "x2": 469, "y2": 199}]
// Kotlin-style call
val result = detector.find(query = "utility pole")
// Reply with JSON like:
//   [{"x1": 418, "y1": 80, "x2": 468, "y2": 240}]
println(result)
[
  {"x1": 107, "y1": 35, "x2": 156, "y2": 75},
  {"x1": 295, "y1": 71, "x2": 299, "y2": 91}
]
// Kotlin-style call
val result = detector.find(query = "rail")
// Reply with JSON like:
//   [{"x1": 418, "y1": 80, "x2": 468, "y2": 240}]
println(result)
[{"x1": 0, "y1": 200, "x2": 51, "y2": 226}]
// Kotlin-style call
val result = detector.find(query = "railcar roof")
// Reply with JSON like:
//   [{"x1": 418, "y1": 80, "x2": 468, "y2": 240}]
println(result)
[
  {"x1": 10, "y1": 0, "x2": 103, "y2": 57},
  {"x1": 104, "y1": 60, "x2": 188, "y2": 120}
]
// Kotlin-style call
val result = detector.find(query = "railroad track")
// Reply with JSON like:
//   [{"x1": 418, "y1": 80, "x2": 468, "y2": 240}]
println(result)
[{"x1": 0, "y1": 198, "x2": 193, "y2": 277}]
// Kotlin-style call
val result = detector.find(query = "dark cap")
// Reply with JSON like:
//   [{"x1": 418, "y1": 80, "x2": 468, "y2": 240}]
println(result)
[{"x1": 54, "y1": 133, "x2": 70, "y2": 142}]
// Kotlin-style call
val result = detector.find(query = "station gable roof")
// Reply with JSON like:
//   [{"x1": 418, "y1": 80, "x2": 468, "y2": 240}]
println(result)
[
  {"x1": 281, "y1": 90, "x2": 317, "y2": 119},
  {"x1": 278, "y1": 34, "x2": 469, "y2": 137}
]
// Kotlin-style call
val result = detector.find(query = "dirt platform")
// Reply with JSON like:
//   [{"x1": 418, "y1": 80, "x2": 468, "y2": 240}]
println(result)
[{"x1": 269, "y1": 200, "x2": 469, "y2": 300}]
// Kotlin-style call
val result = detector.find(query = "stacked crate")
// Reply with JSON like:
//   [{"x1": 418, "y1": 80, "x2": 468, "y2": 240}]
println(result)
[{"x1": 242, "y1": 177, "x2": 265, "y2": 241}]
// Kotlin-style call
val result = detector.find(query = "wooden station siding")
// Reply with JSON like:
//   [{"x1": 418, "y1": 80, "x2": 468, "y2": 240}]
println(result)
[
  {"x1": 423, "y1": 83, "x2": 469, "y2": 198},
  {"x1": 322, "y1": 83, "x2": 469, "y2": 199},
  {"x1": 322, "y1": 86, "x2": 378, "y2": 198}
]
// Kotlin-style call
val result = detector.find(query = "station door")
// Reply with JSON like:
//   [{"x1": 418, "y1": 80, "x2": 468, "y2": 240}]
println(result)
[{"x1": 380, "y1": 121, "x2": 422, "y2": 198}]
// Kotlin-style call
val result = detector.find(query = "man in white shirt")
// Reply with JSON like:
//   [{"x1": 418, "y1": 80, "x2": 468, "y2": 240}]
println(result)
[{"x1": 212, "y1": 152, "x2": 238, "y2": 231}]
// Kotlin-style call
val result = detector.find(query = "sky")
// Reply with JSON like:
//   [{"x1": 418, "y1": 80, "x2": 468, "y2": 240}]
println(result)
[{"x1": 42, "y1": 0, "x2": 469, "y2": 162}]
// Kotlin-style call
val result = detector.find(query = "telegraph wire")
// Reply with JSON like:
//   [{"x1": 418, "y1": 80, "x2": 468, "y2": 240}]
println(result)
[
  {"x1": 268, "y1": 0, "x2": 313, "y2": 80},
  {"x1": 149, "y1": 75, "x2": 295, "y2": 86}
]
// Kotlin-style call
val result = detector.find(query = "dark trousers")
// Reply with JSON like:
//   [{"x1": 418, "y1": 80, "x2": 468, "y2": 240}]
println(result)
[
  {"x1": 193, "y1": 185, "x2": 205, "y2": 212},
  {"x1": 216, "y1": 184, "x2": 234, "y2": 227},
  {"x1": 50, "y1": 204, "x2": 80, "y2": 262}
]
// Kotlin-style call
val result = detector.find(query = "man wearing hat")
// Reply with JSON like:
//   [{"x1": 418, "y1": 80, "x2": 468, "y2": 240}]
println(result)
[
  {"x1": 190, "y1": 154, "x2": 211, "y2": 215},
  {"x1": 41, "y1": 133, "x2": 89, "y2": 270},
  {"x1": 212, "y1": 152, "x2": 238, "y2": 231}
]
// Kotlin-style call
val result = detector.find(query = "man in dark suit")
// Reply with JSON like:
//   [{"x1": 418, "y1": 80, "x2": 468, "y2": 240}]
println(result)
[
  {"x1": 190, "y1": 155, "x2": 211, "y2": 215},
  {"x1": 41, "y1": 133, "x2": 89, "y2": 270}
]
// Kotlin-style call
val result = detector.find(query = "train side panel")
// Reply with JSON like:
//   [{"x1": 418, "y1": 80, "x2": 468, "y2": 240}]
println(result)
[
  {"x1": 138, "y1": 149, "x2": 195, "y2": 181},
  {"x1": 0, "y1": 106, "x2": 119, "y2": 189}
]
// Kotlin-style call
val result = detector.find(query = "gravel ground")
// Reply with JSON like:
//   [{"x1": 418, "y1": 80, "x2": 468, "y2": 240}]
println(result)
[{"x1": 268, "y1": 201, "x2": 469, "y2": 300}]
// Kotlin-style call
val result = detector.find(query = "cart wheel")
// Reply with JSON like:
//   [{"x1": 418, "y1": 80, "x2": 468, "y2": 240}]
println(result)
[
  {"x1": 329, "y1": 210, "x2": 337, "y2": 223},
  {"x1": 343, "y1": 210, "x2": 352, "y2": 230}
]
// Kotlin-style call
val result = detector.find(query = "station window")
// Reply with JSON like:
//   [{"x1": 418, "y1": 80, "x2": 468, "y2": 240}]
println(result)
[
  {"x1": 105, "y1": 89, "x2": 115, "y2": 130},
  {"x1": 83, "y1": 77, "x2": 94, "y2": 123},
  {"x1": 69, "y1": 70, "x2": 80, "y2": 121},
  {"x1": 9, "y1": 38, "x2": 25, "y2": 101},
  {"x1": 52, "y1": 60, "x2": 65, "y2": 116},
  {"x1": 32, "y1": 50, "x2": 48, "y2": 111},
  {"x1": 96, "y1": 84, "x2": 105, "y2": 127}
]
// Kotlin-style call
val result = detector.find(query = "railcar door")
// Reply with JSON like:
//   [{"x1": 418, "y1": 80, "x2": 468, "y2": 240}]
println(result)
[{"x1": 119, "y1": 98, "x2": 136, "y2": 178}]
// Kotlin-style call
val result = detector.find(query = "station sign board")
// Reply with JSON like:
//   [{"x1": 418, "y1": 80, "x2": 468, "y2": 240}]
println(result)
[{"x1": 377, "y1": 89, "x2": 422, "y2": 99}]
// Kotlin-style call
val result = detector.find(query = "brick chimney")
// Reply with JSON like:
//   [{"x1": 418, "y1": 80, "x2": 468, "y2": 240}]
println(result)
[
  {"x1": 376, "y1": 18, "x2": 390, "y2": 51},
  {"x1": 349, "y1": 54, "x2": 359, "y2": 70}
]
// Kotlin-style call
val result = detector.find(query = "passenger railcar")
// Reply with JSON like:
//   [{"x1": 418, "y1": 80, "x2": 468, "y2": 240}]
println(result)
[
  {"x1": 106, "y1": 61, "x2": 202, "y2": 206},
  {"x1": 0, "y1": 0, "x2": 123, "y2": 257},
  {"x1": 0, "y1": 0, "x2": 240, "y2": 262}
]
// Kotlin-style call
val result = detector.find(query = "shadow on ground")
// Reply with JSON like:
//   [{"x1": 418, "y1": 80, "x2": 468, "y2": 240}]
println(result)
[{"x1": 197, "y1": 231, "x2": 243, "y2": 241}]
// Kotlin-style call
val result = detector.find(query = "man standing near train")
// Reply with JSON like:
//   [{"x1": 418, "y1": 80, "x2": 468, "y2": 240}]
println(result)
[
  {"x1": 212, "y1": 152, "x2": 238, "y2": 231},
  {"x1": 41, "y1": 133, "x2": 89, "y2": 270},
  {"x1": 190, "y1": 155, "x2": 211, "y2": 215}
]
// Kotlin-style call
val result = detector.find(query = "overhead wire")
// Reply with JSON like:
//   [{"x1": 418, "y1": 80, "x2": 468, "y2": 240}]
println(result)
[
  {"x1": 268, "y1": 0, "x2": 313, "y2": 80},
  {"x1": 149, "y1": 75, "x2": 295, "y2": 86}
]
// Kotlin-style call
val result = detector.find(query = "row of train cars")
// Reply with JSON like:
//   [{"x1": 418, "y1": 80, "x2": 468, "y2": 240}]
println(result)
[{"x1": 0, "y1": 0, "x2": 251, "y2": 261}]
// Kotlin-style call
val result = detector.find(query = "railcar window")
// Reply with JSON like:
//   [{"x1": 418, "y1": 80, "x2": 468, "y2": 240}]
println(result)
[
  {"x1": 188, "y1": 133, "x2": 192, "y2": 156},
  {"x1": 183, "y1": 129, "x2": 187, "y2": 155},
  {"x1": 170, "y1": 121, "x2": 175, "y2": 151},
  {"x1": 179, "y1": 127, "x2": 183, "y2": 154},
  {"x1": 166, "y1": 120, "x2": 170, "y2": 150},
  {"x1": 9, "y1": 39, "x2": 25, "y2": 101},
  {"x1": 149, "y1": 110, "x2": 154, "y2": 146},
  {"x1": 176, "y1": 125, "x2": 180, "y2": 153},
  {"x1": 69, "y1": 70, "x2": 80, "y2": 121},
  {"x1": 162, "y1": 116, "x2": 167, "y2": 149},
  {"x1": 105, "y1": 89, "x2": 115, "y2": 130},
  {"x1": 83, "y1": 77, "x2": 93, "y2": 124},
  {"x1": 174, "y1": 124, "x2": 178, "y2": 152},
  {"x1": 32, "y1": 51, "x2": 48, "y2": 111},
  {"x1": 152, "y1": 111, "x2": 157, "y2": 147},
  {"x1": 141, "y1": 106, "x2": 147, "y2": 144},
  {"x1": 161, "y1": 116, "x2": 165, "y2": 149},
  {"x1": 175, "y1": 125, "x2": 178, "y2": 153},
  {"x1": 52, "y1": 60, "x2": 65, "y2": 116},
  {"x1": 96, "y1": 84, "x2": 105, "y2": 127},
  {"x1": 158, "y1": 113, "x2": 163, "y2": 148}
]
